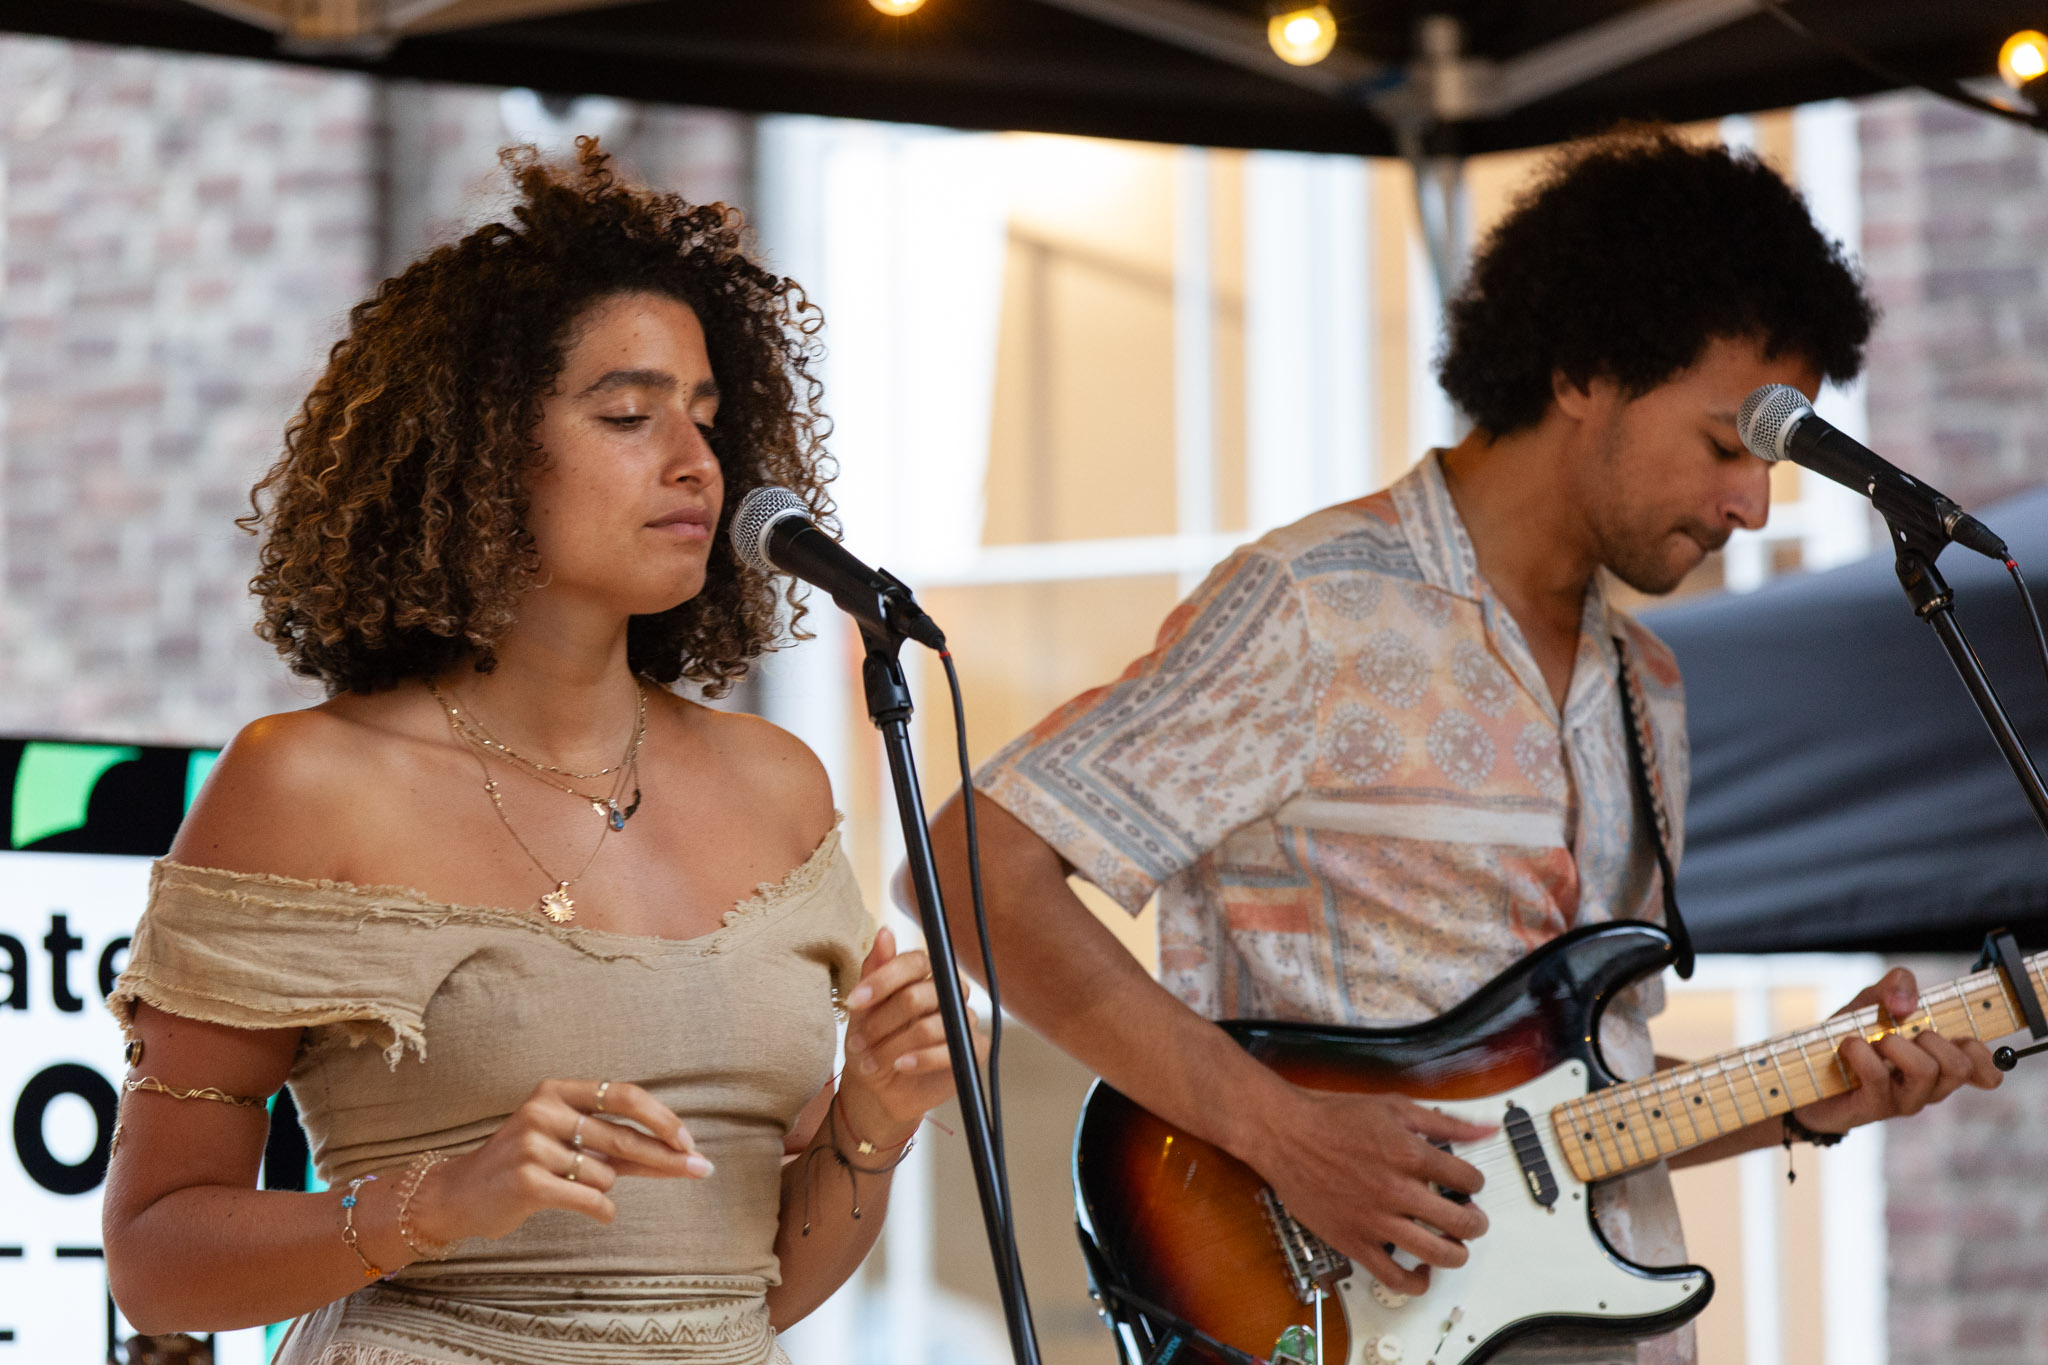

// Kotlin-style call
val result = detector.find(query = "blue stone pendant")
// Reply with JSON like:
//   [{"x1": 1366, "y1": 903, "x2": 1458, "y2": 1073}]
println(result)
[{"x1": 608, "y1": 804, "x2": 626, "y2": 832}]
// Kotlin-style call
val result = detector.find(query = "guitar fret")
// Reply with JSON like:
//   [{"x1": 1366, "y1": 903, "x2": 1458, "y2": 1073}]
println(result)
[
  {"x1": 1762, "y1": 1046, "x2": 1795, "y2": 1114},
  {"x1": 1642, "y1": 1073, "x2": 1684, "y2": 1154},
  {"x1": 1564, "y1": 1105, "x2": 1597, "y2": 1178},
  {"x1": 1740, "y1": 1050, "x2": 1768, "y2": 1117},
  {"x1": 1977, "y1": 969, "x2": 2013, "y2": 1036},
  {"x1": 1582, "y1": 1095, "x2": 1625, "y2": 1178},
  {"x1": 1736, "y1": 1050, "x2": 1769, "y2": 1120},
  {"x1": 1794, "y1": 1035, "x2": 1824, "y2": 1106},
  {"x1": 1955, "y1": 979, "x2": 1985, "y2": 1040},
  {"x1": 1595, "y1": 1087, "x2": 1637, "y2": 1169},
  {"x1": 1564, "y1": 1096, "x2": 1615, "y2": 1178},
  {"x1": 1830, "y1": 1022, "x2": 1855, "y2": 1088},
  {"x1": 1597, "y1": 1086, "x2": 1650, "y2": 1168},
  {"x1": 1693, "y1": 1067, "x2": 1727, "y2": 1139},
  {"x1": 1720, "y1": 1053, "x2": 1750, "y2": 1128},
  {"x1": 1674, "y1": 1069, "x2": 1708, "y2": 1146},
  {"x1": 1627, "y1": 1085, "x2": 1670, "y2": 1163}
]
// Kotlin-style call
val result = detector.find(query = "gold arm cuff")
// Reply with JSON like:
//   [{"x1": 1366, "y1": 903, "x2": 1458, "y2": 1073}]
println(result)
[{"x1": 123, "y1": 1076, "x2": 269, "y2": 1108}]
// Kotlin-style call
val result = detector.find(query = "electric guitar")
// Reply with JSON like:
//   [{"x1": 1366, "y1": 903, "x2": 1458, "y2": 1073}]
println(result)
[{"x1": 1072, "y1": 921, "x2": 2040, "y2": 1365}]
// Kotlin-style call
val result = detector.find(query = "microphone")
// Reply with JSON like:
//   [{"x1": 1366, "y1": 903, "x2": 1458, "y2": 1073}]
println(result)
[
  {"x1": 728, "y1": 486, "x2": 946, "y2": 650},
  {"x1": 1736, "y1": 384, "x2": 2007, "y2": 562}
]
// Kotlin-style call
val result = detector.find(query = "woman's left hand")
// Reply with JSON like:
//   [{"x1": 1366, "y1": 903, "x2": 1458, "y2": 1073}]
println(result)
[{"x1": 837, "y1": 926, "x2": 958, "y2": 1148}]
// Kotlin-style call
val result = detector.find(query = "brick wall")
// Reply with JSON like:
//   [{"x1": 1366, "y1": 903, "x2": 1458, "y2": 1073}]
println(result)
[
  {"x1": 1862, "y1": 91, "x2": 2048, "y2": 1365},
  {"x1": 1882, "y1": 1009, "x2": 2048, "y2": 1365},
  {"x1": 0, "y1": 38, "x2": 750, "y2": 750},
  {"x1": 0, "y1": 35, "x2": 377, "y2": 746},
  {"x1": 1860, "y1": 91, "x2": 2048, "y2": 507}
]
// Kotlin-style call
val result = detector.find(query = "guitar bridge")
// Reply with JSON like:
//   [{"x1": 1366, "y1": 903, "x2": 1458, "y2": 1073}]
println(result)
[{"x1": 1258, "y1": 1188, "x2": 1352, "y2": 1304}]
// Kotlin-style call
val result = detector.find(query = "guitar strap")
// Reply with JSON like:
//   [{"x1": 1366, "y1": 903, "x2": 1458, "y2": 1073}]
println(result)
[{"x1": 1613, "y1": 634, "x2": 1696, "y2": 980}]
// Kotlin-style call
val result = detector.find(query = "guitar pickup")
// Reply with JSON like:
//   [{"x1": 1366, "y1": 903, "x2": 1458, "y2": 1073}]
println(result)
[{"x1": 1503, "y1": 1103, "x2": 1558, "y2": 1208}]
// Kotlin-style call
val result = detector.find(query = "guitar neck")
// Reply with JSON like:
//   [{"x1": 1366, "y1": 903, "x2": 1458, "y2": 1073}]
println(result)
[{"x1": 1553, "y1": 947, "x2": 2048, "y2": 1184}]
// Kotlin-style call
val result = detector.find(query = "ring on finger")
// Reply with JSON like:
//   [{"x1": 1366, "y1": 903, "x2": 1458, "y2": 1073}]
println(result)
[
  {"x1": 571, "y1": 1115, "x2": 587, "y2": 1151},
  {"x1": 594, "y1": 1080, "x2": 612, "y2": 1114},
  {"x1": 567, "y1": 1149, "x2": 585, "y2": 1183}
]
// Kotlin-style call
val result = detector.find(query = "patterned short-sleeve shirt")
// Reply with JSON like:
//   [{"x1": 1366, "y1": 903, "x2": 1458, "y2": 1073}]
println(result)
[{"x1": 976, "y1": 452, "x2": 1696, "y2": 1365}]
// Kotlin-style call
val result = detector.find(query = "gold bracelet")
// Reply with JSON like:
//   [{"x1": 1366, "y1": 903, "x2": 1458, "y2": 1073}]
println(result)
[
  {"x1": 339, "y1": 1174, "x2": 385, "y2": 1280},
  {"x1": 123, "y1": 1076, "x2": 267, "y2": 1107},
  {"x1": 396, "y1": 1151, "x2": 455, "y2": 1262},
  {"x1": 829, "y1": 1094, "x2": 917, "y2": 1174}
]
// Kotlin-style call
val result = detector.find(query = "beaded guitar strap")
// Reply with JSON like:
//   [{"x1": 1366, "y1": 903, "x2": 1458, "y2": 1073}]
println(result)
[{"x1": 1613, "y1": 634, "x2": 1696, "y2": 981}]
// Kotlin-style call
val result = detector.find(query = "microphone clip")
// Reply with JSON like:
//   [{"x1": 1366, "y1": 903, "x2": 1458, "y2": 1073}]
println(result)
[{"x1": 864, "y1": 568, "x2": 946, "y2": 653}]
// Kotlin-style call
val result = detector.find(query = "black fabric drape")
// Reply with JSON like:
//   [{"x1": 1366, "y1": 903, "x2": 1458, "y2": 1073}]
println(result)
[{"x1": 1647, "y1": 486, "x2": 2048, "y2": 953}]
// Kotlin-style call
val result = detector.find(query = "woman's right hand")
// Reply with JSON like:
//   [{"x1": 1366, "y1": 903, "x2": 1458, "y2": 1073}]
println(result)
[{"x1": 409, "y1": 1079, "x2": 711, "y2": 1244}]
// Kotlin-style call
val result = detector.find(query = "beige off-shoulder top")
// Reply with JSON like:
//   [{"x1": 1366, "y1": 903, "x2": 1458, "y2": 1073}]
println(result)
[{"x1": 108, "y1": 828, "x2": 872, "y2": 1365}]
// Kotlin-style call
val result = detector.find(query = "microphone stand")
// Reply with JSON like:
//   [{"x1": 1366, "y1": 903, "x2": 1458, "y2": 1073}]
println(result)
[
  {"x1": 845, "y1": 574, "x2": 1044, "y2": 1365},
  {"x1": 1883, "y1": 499, "x2": 2048, "y2": 839}
]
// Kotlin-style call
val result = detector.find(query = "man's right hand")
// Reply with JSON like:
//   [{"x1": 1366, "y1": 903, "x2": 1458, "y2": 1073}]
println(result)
[
  {"x1": 1254, "y1": 1084, "x2": 1496, "y2": 1296},
  {"x1": 919, "y1": 788, "x2": 1496, "y2": 1297}
]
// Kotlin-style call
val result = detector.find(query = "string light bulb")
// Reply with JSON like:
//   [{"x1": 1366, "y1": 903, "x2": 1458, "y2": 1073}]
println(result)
[
  {"x1": 869, "y1": 0, "x2": 925, "y2": 14},
  {"x1": 1999, "y1": 30, "x2": 2048, "y2": 91},
  {"x1": 1267, "y1": 4, "x2": 1339, "y2": 67}
]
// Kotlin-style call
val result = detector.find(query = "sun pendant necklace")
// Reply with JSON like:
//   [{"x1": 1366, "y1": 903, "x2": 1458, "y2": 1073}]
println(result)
[
  {"x1": 429, "y1": 678, "x2": 647, "y2": 923},
  {"x1": 481, "y1": 772, "x2": 608, "y2": 923}
]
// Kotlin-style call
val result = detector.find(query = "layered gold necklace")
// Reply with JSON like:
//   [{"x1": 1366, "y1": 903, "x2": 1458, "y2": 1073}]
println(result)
[{"x1": 427, "y1": 678, "x2": 647, "y2": 924}]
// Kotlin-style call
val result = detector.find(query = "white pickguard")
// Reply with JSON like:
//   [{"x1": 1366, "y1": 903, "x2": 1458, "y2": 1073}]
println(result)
[{"x1": 1324, "y1": 1062, "x2": 1707, "y2": 1365}]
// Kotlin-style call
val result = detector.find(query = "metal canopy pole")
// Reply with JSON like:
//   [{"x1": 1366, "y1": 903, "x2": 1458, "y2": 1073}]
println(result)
[{"x1": 1399, "y1": 16, "x2": 1471, "y2": 326}]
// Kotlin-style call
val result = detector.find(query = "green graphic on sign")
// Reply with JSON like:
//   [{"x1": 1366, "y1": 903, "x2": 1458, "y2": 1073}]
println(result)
[
  {"x1": 11, "y1": 743, "x2": 140, "y2": 848},
  {"x1": 185, "y1": 749, "x2": 221, "y2": 811}
]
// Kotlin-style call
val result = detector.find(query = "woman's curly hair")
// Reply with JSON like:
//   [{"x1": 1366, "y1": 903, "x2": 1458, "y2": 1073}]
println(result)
[
  {"x1": 1438, "y1": 124, "x2": 1876, "y2": 437},
  {"x1": 244, "y1": 139, "x2": 832, "y2": 696}
]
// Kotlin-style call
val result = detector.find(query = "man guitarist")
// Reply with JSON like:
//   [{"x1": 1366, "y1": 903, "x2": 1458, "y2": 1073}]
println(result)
[{"x1": 921, "y1": 127, "x2": 2003, "y2": 1364}]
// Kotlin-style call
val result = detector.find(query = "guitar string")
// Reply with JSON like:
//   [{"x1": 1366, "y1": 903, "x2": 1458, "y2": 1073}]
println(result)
[
  {"x1": 1555, "y1": 970, "x2": 2019, "y2": 1179},
  {"x1": 1322, "y1": 964, "x2": 2040, "y2": 1192},
  {"x1": 1446, "y1": 972, "x2": 2013, "y2": 1184}
]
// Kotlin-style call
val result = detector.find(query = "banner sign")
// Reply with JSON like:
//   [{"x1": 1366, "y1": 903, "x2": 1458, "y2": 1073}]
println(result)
[{"x1": 0, "y1": 739, "x2": 281, "y2": 1364}]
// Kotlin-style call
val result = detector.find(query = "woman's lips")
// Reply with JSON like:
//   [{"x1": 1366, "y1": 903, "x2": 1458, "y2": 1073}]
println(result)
[{"x1": 647, "y1": 508, "x2": 713, "y2": 539}]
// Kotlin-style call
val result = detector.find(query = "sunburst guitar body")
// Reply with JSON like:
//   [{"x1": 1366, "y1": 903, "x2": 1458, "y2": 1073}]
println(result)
[
  {"x1": 1073, "y1": 922, "x2": 1712, "y2": 1365},
  {"x1": 1076, "y1": 914, "x2": 2036, "y2": 1364}
]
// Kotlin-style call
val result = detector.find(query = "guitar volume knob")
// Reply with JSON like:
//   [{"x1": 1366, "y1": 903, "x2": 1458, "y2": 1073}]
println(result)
[
  {"x1": 1369, "y1": 1333, "x2": 1404, "y2": 1362},
  {"x1": 1370, "y1": 1280, "x2": 1412, "y2": 1309}
]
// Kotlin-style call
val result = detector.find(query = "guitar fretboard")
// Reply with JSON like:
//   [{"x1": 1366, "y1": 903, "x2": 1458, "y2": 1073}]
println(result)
[{"x1": 1553, "y1": 948, "x2": 2048, "y2": 1184}]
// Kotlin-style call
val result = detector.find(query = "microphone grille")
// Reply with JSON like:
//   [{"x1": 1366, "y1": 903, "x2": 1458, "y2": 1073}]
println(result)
[
  {"x1": 729, "y1": 485, "x2": 810, "y2": 576},
  {"x1": 1736, "y1": 384, "x2": 1812, "y2": 462}
]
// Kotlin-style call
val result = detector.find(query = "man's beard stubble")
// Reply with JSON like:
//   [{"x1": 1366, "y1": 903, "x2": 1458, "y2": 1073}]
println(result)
[{"x1": 1588, "y1": 421, "x2": 1729, "y2": 598}]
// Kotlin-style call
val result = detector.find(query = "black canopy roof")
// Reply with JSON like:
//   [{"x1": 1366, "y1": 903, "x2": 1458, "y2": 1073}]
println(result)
[
  {"x1": 5, "y1": 0, "x2": 2040, "y2": 156},
  {"x1": 1649, "y1": 487, "x2": 2048, "y2": 956}
]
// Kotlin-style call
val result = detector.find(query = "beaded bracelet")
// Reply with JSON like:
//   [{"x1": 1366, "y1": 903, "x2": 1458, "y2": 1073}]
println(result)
[
  {"x1": 339, "y1": 1174, "x2": 384, "y2": 1280},
  {"x1": 1782, "y1": 1111, "x2": 1845, "y2": 1148},
  {"x1": 799, "y1": 1096, "x2": 918, "y2": 1236},
  {"x1": 396, "y1": 1151, "x2": 455, "y2": 1262}
]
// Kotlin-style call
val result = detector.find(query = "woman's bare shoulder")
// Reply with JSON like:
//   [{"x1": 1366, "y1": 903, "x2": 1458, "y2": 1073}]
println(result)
[
  {"x1": 167, "y1": 693, "x2": 433, "y2": 880},
  {"x1": 669, "y1": 698, "x2": 835, "y2": 845}
]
